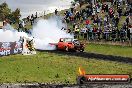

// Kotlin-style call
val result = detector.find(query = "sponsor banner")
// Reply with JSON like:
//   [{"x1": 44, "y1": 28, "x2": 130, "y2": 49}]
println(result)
[
  {"x1": 130, "y1": 28, "x2": 132, "y2": 33},
  {"x1": 0, "y1": 42, "x2": 23, "y2": 56},
  {"x1": 0, "y1": 21, "x2": 3, "y2": 28},
  {"x1": 81, "y1": 75, "x2": 130, "y2": 83}
]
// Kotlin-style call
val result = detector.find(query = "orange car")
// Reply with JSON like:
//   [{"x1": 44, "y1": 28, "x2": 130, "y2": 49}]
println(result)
[{"x1": 57, "y1": 38, "x2": 84, "y2": 52}]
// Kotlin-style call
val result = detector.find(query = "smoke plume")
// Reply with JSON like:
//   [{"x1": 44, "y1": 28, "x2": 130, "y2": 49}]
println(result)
[
  {"x1": 0, "y1": 16, "x2": 73, "y2": 51},
  {"x1": 32, "y1": 16, "x2": 73, "y2": 50}
]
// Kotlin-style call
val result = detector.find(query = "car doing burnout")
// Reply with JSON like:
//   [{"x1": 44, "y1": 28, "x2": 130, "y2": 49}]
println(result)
[{"x1": 57, "y1": 38, "x2": 85, "y2": 52}]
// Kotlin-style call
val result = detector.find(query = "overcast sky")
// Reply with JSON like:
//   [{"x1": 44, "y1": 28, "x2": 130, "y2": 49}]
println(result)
[{"x1": 0, "y1": 0, "x2": 73, "y2": 18}]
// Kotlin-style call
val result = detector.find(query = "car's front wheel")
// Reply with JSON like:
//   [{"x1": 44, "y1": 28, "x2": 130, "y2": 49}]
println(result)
[{"x1": 80, "y1": 49, "x2": 84, "y2": 52}]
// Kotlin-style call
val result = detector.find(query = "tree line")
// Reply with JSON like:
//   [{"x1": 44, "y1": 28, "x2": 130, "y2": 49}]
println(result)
[{"x1": 0, "y1": 2, "x2": 21, "y2": 24}]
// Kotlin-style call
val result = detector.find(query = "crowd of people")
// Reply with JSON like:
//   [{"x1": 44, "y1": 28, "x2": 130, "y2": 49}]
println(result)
[
  {"x1": 17, "y1": 12, "x2": 38, "y2": 33},
  {"x1": 60, "y1": 0, "x2": 132, "y2": 42},
  {"x1": 17, "y1": 0, "x2": 132, "y2": 43}
]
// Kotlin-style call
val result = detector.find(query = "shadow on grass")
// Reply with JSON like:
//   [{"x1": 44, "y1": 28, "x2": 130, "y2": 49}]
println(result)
[{"x1": 38, "y1": 50, "x2": 132, "y2": 64}]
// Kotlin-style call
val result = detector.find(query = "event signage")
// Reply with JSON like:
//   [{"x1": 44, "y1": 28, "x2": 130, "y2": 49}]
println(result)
[{"x1": 0, "y1": 42, "x2": 23, "y2": 56}]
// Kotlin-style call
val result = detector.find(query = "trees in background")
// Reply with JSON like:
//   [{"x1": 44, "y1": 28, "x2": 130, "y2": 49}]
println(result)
[
  {"x1": 0, "y1": 2, "x2": 11, "y2": 21},
  {"x1": 11, "y1": 8, "x2": 21, "y2": 23},
  {"x1": 0, "y1": 2, "x2": 21, "y2": 24}
]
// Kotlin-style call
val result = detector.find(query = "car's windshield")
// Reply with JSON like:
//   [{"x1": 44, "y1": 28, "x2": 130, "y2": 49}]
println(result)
[
  {"x1": 64, "y1": 38, "x2": 73, "y2": 42},
  {"x1": 73, "y1": 40, "x2": 80, "y2": 45}
]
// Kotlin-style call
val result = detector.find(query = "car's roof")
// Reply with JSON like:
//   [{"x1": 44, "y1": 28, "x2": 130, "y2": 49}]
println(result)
[
  {"x1": 60, "y1": 38, "x2": 78, "y2": 41},
  {"x1": 60, "y1": 38, "x2": 73, "y2": 39}
]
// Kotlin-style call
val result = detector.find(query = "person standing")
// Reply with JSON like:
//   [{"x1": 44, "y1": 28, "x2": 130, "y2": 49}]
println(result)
[
  {"x1": 115, "y1": 16, "x2": 119, "y2": 28},
  {"x1": 126, "y1": 16, "x2": 129, "y2": 26},
  {"x1": 55, "y1": 9, "x2": 58, "y2": 15}
]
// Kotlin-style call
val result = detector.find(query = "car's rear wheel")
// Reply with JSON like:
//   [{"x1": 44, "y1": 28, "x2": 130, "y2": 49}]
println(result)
[
  {"x1": 65, "y1": 46, "x2": 69, "y2": 51},
  {"x1": 56, "y1": 45, "x2": 58, "y2": 50}
]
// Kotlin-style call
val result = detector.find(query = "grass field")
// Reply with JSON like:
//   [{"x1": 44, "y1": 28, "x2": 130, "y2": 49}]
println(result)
[
  {"x1": 0, "y1": 45, "x2": 132, "y2": 83},
  {"x1": 85, "y1": 43, "x2": 132, "y2": 58},
  {"x1": 3, "y1": 2, "x2": 131, "y2": 84}
]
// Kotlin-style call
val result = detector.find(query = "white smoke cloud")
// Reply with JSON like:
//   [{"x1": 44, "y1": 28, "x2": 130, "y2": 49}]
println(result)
[
  {"x1": 32, "y1": 16, "x2": 73, "y2": 50},
  {"x1": 0, "y1": 24, "x2": 29, "y2": 42},
  {"x1": 0, "y1": 30, "x2": 18, "y2": 42},
  {"x1": 0, "y1": 16, "x2": 73, "y2": 51}
]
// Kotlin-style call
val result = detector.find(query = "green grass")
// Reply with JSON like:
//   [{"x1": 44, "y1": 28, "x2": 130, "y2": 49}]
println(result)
[
  {"x1": 85, "y1": 43, "x2": 132, "y2": 58},
  {"x1": 2, "y1": 4, "x2": 131, "y2": 84},
  {"x1": 0, "y1": 51, "x2": 132, "y2": 83}
]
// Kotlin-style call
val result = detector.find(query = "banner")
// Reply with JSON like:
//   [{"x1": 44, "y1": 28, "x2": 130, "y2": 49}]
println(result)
[
  {"x1": 0, "y1": 21, "x2": 3, "y2": 28},
  {"x1": 130, "y1": 28, "x2": 132, "y2": 33},
  {"x1": 0, "y1": 41, "x2": 23, "y2": 56}
]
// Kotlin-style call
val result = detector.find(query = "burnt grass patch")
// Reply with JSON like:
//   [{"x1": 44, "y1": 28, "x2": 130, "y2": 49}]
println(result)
[{"x1": 40, "y1": 50, "x2": 132, "y2": 64}]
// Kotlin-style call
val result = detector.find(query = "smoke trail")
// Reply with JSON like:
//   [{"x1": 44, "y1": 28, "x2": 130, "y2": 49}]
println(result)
[{"x1": 32, "y1": 16, "x2": 73, "y2": 50}]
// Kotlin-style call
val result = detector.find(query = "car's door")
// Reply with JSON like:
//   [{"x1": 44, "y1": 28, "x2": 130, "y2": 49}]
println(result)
[{"x1": 58, "y1": 39, "x2": 64, "y2": 49}]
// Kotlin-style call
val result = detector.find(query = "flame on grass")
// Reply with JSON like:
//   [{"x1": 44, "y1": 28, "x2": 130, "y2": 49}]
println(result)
[{"x1": 78, "y1": 67, "x2": 86, "y2": 76}]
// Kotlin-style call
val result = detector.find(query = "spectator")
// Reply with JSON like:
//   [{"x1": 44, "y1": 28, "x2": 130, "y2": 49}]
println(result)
[
  {"x1": 126, "y1": 16, "x2": 129, "y2": 26},
  {"x1": 74, "y1": 24, "x2": 80, "y2": 38},
  {"x1": 97, "y1": 27, "x2": 102, "y2": 40},
  {"x1": 102, "y1": 3, "x2": 107, "y2": 12},
  {"x1": 35, "y1": 12, "x2": 38, "y2": 19},
  {"x1": 127, "y1": 27, "x2": 130, "y2": 40},
  {"x1": 55, "y1": 9, "x2": 58, "y2": 15},
  {"x1": 27, "y1": 16, "x2": 30, "y2": 22},
  {"x1": 120, "y1": 28, "x2": 127, "y2": 42},
  {"x1": 80, "y1": 27, "x2": 87, "y2": 39},
  {"x1": 117, "y1": 7, "x2": 122, "y2": 17},
  {"x1": 109, "y1": 7, "x2": 114, "y2": 18},
  {"x1": 88, "y1": 27, "x2": 93, "y2": 40},
  {"x1": 111, "y1": 28, "x2": 117, "y2": 41},
  {"x1": 85, "y1": 19, "x2": 90, "y2": 25},
  {"x1": 93, "y1": 25, "x2": 97, "y2": 39},
  {"x1": 115, "y1": 16, "x2": 119, "y2": 27}
]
